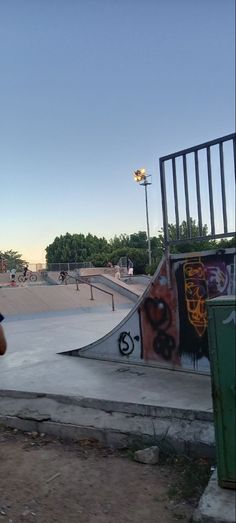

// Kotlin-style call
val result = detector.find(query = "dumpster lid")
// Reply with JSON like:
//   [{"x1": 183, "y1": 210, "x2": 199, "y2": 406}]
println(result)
[{"x1": 206, "y1": 295, "x2": 236, "y2": 306}]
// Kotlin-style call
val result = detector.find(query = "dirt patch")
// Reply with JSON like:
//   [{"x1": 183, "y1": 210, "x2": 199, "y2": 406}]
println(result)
[{"x1": 0, "y1": 427, "x2": 207, "y2": 523}]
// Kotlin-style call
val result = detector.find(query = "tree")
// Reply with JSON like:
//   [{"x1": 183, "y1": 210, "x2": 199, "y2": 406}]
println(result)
[
  {"x1": 45, "y1": 222, "x2": 234, "y2": 274},
  {"x1": 129, "y1": 231, "x2": 147, "y2": 250},
  {"x1": 0, "y1": 250, "x2": 27, "y2": 271},
  {"x1": 158, "y1": 219, "x2": 217, "y2": 253},
  {"x1": 46, "y1": 233, "x2": 111, "y2": 265},
  {"x1": 90, "y1": 253, "x2": 110, "y2": 267},
  {"x1": 109, "y1": 234, "x2": 130, "y2": 250},
  {"x1": 217, "y1": 236, "x2": 236, "y2": 249},
  {"x1": 150, "y1": 235, "x2": 163, "y2": 261}
]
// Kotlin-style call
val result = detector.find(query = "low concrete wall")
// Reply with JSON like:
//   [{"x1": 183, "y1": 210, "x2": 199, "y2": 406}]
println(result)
[
  {"x1": 79, "y1": 268, "x2": 116, "y2": 277},
  {"x1": 44, "y1": 268, "x2": 127, "y2": 285},
  {"x1": 0, "y1": 390, "x2": 215, "y2": 458}
]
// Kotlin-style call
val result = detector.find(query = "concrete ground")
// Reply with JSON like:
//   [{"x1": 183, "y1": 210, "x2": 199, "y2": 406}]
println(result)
[
  {"x1": 193, "y1": 470, "x2": 236, "y2": 523},
  {"x1": 0, "y1": 282, "x2": 214, "y2": 458},
  {"x1": 0, "y1": 305, "x2": 212, "y2": 410},
  {"x1": 1, "y1": 306, "x2": 132, "y2": 376},
  {"x1": 0, "y1": 303, "x2": 214, "y2": 457}
]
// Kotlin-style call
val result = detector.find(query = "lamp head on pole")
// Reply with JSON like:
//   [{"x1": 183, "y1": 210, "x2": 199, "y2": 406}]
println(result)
[{"x1": 133, "y1": 168, "x2": 147, "y2": 183}]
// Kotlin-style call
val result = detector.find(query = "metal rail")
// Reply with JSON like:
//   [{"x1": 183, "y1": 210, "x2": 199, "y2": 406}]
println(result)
[
  {"x1": 160, "y1": 133, "x2": 235, "y2": 161},
  {"x1": 159, "y1": 133, "x2": 236, "y2": 247},
  {"x1": 67, "y1": 274, "x2": 115, "y2": 311}
]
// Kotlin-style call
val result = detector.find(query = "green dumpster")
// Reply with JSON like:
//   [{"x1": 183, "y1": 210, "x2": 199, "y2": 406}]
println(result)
[{"x1": 207, "y1": 295, "x2": 236, "y2": 489}]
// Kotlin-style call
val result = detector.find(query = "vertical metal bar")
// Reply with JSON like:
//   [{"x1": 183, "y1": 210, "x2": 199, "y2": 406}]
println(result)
[
  {"x1": 183, "y1": 154, "x2": 191, "y2": 237},
  {"x1": 172, "y1": 157, "x2": 180, "y2": 239},
  {"x1": 206, "y1": 146, "x2": 215, "y2": 235},
  {"x1": 90, "y1": 285, "x2": 94, "y2": 300},
  {"x1": 233, "y1": 136, "x2": 236, "y2": 182},
  {"x1": 160, "y1": 159, "x2": 169, "y2": 246},
  {"x1": 219, "y1": 142, "x2": 228, "y2": 233},
  {"x1": 111, "y1": 295, "x2": 115, "y2": 311},
  {"x1": 194, "y1": 150, "x2": 203, "y2": 236}
]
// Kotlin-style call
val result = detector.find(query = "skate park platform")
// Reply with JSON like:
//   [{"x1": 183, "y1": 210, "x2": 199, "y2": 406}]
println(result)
[{"x1": 0, "y1": 280, "x2": 214, "y2": 457}]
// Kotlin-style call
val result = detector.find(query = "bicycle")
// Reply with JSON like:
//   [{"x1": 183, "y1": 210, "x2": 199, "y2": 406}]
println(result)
[{"x1": 18, "y1": 271, "x2": 37, "y2": 283}]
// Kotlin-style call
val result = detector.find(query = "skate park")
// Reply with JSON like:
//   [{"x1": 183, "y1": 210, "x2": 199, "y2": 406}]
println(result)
[
  {"x1": 1, "y1": 133, "x2": 236, "y2": 522},
  {"x1": 1, "y1": 2, "x2": 235, "y2": 519},
  {"x1": 1, "y1": 132, "x2": 235, "y2": 471}
]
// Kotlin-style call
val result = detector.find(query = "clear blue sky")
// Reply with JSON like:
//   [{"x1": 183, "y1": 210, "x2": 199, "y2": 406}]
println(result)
[{"x1": 0, "y1": 0, "x2": 235, "y2": 262}]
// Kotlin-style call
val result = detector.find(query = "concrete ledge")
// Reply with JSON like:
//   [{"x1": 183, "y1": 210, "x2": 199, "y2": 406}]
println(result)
[
  {"x1": 193, "y1": 470, "x2": 236, "y2": 523},
  {"x1": 0, "y1": 390, "x2": 213, "y2": 421},
  {"x1": 93, "y1": 275, "x2": 139, "y2": 302},
  {"x1": 0, "y1": 390, "x2": 215, "y2": 458}
]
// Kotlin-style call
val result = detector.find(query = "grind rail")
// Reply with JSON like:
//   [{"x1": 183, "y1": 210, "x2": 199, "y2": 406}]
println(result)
[{"x1": 67, "y1": 274, "x2": 115, "y2": 311}]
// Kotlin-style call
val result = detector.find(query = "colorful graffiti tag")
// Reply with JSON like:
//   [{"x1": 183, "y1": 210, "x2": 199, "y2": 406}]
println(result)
[
  {"x1": 140, "y1": 262, "x2": 180, "y2": 366},
  {"x1": 183, "y1": 260, "x2": 208, "y2": 337},
  {"x1": 205, "y1": 263, "x2": 230, "y2": 296},
  {"x1": 183, "y1": 259, "x2": 231, "y2": 339},
  {"x1": 176, "y1": 252, "x2": 234, "y2": 366},
  {"x1": 140, "y1": 250, "x2": 235, "y2": 370},
  {"x1": 143, "y1": 297, "x2": 176, "y2": 361}
]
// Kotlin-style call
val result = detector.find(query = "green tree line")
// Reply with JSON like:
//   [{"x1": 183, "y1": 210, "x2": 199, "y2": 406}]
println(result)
[
  {"x1": 45, "y1": 220, "x2": 235, "y2": 274},
  {"x1": 1, "y1": 220, "x2": 234, "y2": 274}
]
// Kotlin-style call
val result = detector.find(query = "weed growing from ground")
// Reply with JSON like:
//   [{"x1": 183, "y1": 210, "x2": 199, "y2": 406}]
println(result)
[{"x1": 165, "y1": 455, "x2": 212, "y2": 501}]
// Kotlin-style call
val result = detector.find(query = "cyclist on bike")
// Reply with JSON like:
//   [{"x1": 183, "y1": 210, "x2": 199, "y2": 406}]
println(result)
[
  {"x1": 59, "y1": 270, "x2": 68, "y2": 284},
  {"x1": 23, "y1": 265, "x2": 28, "y2": 279}
]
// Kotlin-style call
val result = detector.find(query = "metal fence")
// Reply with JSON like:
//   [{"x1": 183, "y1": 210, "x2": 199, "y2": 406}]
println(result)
[
  {"x1": 27, "y1": 262, "x2": 94, "y2": 272},
  {"x1": 46, "y1": 262, "x2": 94, "y2": 272},
  {"x1": 160, "y1": 133, "x2": 236, "y2": 247}
]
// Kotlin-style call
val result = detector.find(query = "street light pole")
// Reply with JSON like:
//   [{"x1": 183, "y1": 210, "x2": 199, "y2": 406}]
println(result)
[
  {"x1": 133, "y1": 168, "x2": 152, "y2": 267},
  {"x1": 143, "y1": 179, "x2": 152, "y2": 266}
]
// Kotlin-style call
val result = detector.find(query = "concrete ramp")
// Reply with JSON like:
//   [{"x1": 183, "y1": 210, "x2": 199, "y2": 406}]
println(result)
[
  {"x1": 0, "y1": 285, "x2": 82, "y2": 315},
  {"x1": 90, "y1": 274, "x2": 142, "y2": 301},
  {"x1": 0, "y1": 283, "x2": 133, "y2": 316},
  {"x1": 63, "y1": 248, "x2": 235, "y2": 373}
]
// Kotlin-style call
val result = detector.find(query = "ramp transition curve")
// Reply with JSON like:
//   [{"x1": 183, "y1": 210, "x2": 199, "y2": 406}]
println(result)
[{"x1": 62, "y1": 248, "x2": 235, "y2": 373}]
